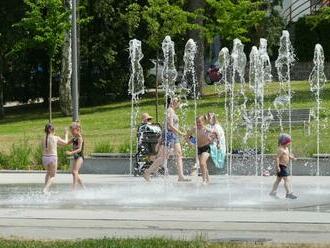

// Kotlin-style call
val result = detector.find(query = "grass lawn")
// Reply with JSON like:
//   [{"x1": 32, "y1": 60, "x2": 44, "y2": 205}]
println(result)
[
  {"x1": 0, "y1": 80, "x2": 329, "y2": 169},
  {"x1": 0, "y1": 238, "x2": 329, "y2": 248}
]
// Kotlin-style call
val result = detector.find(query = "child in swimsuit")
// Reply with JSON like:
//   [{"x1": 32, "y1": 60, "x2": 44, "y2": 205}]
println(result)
[
  {"x1": 42, "y1": 123, "x2": 68, "y2": 194},
  {"x1": 66, "y1": 122, "x2": 85, "y2": 190},
  {"x1": 269, "y1": 133, "x2": 297, "y2": 199},
  {"x1": 187, "y1": 116, "x2": 218, "y2": 184}
]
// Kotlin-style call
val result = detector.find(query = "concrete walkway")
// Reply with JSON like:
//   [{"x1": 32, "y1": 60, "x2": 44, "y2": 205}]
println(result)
[{"x1": 0, "y1": 173, "x2": 330, "y2": 243}]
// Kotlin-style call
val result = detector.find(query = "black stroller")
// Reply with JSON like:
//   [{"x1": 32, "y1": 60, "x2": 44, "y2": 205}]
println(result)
[{"x1": 134, "y1": 123, "x2": 163, "y2": 176}]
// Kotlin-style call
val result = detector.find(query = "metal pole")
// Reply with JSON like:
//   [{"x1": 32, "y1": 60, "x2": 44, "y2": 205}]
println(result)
[
  {"x1": 155, "y1": 52, "x2": 159, "y2": 123},
  {"x1": 72, "y1": 0, "x2": 79, "y2": 121}
]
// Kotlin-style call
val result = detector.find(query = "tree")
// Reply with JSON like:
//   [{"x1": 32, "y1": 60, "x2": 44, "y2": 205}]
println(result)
[
  {"x1": 14, "y1": 0, "x2": 70, "y2": 122},
  {"x1": 204, "y1": 0, "x2": 266, "y2": 43},
  {"x1": 78, "y1": 0, "x2": 136, "y2": 105},
  {"x1": 60, "y1": 0, "x2": 73, "y2": 116},
  {"x1": 125, "y1": 0, "x2": 197, "y2": 119},
  {"x1": 0, "y1": 0, "x2": 24, "y2": 118},
  {"x1": 126, "y1": 0, "x2": 268, "y2": 95},
  {"x1": 293, "y1": 7, "x2": 330, "y2": 61},
  {"x1": 187, "y1": 0, "x2": 206, "y2": 94}
]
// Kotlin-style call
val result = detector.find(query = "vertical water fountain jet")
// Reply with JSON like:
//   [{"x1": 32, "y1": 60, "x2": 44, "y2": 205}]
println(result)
[
  {"x1": 274, "y1": 30, "x2": 295, "y2": 173},
  {"x1": 274, "y1": 30, "x2": 295, "y2": 132},
  {"x1": 179, "y1": 39, "x2": 198, "y2": 167},
  {"x1": 128, "y1": 39, "x2": 145, "y2": 175},
  {"x1": 218, "y1": 47, "x2": 230, "y2": 173},
  {"x1": 230, "y1": 38, "x2": 247, "y2": 175},
  {"x1": 161, "y1": 36, "x2": 178, "y2": 175},
  {"x1": 309, "y1": 44, "x2": 327, "y2": 176},
  {"x1": 249, "y1": 46, "x2": 262, "y2": 175},
  {"x1": 258, "y1": 38, "x2": 273, "y2": 174}
]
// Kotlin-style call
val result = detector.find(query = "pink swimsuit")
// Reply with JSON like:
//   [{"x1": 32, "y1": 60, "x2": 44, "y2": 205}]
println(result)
[{"x1": 42, "y1": 155, "x2": 58, "y2": 167}]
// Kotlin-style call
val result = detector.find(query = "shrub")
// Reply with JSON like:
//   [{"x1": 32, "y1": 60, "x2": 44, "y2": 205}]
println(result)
[
  {"x1": 118, "y1": 141, "x2": 131, "y2": 153},
  {"x1": 0, "y1": 152, "x2": 10, "y2": 169},
  {"x1": 31, "y1": 144, "x2": 43, "y2": 170},
  {"x1": 94, "y1": 141, "x2": 114, "y2": 153},
  {"x1": 58, "y1": 146, "x2": 71, "y2": 171},
  {"x1": 8, "y1": 140, "x2": 32, "y2": 170}
]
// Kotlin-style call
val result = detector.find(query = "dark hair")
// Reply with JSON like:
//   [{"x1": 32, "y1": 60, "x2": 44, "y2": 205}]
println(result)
[
  {"x1": 166, "y1": 96, "x2": 179, "y2": 109},
  {"x1": 44, "y1": 123, "x2": 54, "y2": 148},
  {"x1": 166, "y1": 96, "x2": 172, "y2": 108}
]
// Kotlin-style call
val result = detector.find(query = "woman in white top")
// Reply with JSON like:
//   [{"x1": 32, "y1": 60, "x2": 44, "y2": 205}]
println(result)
[{"x1": 42, "y1": 123, "x2": 68, "y2": 193}]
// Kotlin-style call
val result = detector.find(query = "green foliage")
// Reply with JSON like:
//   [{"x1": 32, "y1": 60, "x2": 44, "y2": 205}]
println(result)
[
  {"x1": 204, "y1": 0, "x2": 267, "y2": 43},
  {"x1": 257, "y1": 9, "x2": 285, "y2": 58},
  {"x1": 32, "y1": 144, "x2": 43, "y2": 168},
  {"x1": 306, "y1": 6, "x2": 330, "y2": 27},
  {"x1": 58, "y1": 146, "x2": 70, "y2": 170},
  {"x1": 13, "y1": 0, "x2": 70, "y2": 58},
  {"x1": 0, "y1": 238, "x2": 207, "y2": 248},
  {"x1": 8, "y1": 139, "x2": 32, "y2": 170},
  {"x1": 126, "y1": 0, "x2": 198, "y2": 48},
  {"x1": 94, "y1": 141, "x2": 114, "y2": 153},
  {"x1": 119, "y1": 141, "x2": 131, "y2": 153},
  {"x1": 294, "y1": 7, "x2": 330, "y2": 62},
  {"x1": 0, "y1": 141, "x2": 70, "y2": 171},
  {"x1": 78, "y1": 0, "x2": 134, "y2": 103},
  {"x1": 0, "y1": 152, "x2": 10, "y2": 169},
  {"x1": 0, "y1": 237, "x2": 328, "y2": 247}
]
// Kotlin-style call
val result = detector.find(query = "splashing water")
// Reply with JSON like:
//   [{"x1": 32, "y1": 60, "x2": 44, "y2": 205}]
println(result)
[
  {"x1": 309, "y1": 44, "x2": 327, "y2": 176},
  {"x1": 179, "y1": 39, "x2": 198, "y2": 168},
  {"x1": 249, "y1": 46, "x2": 262, "y2": 175},
  {"x1": 274, "y1": 30, "x2": 295, "y2": 132},
  {"x1": 218, "y1": 47, "x2": 230, "y2": 173},
  {"x1": 162, "y1": 36, "x2": 178, "y2": 175},
  {"x1": 258, "y1": 39, "x2": 273, "y2": 174},
  {"x1": 128, "y1": 39, "x2": 145, "y2": 175},
  {"x1": 274, "y1": 30, "x2": 295, "y2": 174},
  {"x1": 230, "y1": 38, "x2": 247, "y2": 175}
]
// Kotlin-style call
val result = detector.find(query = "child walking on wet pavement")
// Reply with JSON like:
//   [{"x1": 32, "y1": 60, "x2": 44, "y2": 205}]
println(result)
[
  {"x1": 269, "y1": 133, "x2": 297, "y2": 199},
  {"x1": 187, "y1": 115, "x2": 219, "y2": 185}
]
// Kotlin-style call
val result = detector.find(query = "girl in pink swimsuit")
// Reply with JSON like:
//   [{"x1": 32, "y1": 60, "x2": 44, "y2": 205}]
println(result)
[{"x1": 42, "y1": 123, "x2": 68, "y2": 194}]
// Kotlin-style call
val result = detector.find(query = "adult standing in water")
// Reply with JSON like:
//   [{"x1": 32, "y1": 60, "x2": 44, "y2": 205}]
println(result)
[{"x1": 144, "y1": 97, "x2": 190, "y2": 182}]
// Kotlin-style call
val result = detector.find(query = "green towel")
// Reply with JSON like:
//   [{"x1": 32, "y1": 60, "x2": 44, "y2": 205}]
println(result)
[
  {"x1": 208, "y1": 123, "x2": 226, "y2": 169},
  {"x1": 210, "y1": 143, "x2": 226, "y2": 169}
]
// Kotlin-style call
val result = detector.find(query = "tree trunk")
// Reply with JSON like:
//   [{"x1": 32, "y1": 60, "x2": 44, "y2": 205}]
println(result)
[
  {"x1": 49, "y1": 57, "x2": 53, "y2": 123},
  {"x1": 187, "y1": 0, "x2": 205, "y2": 96},
  {"x1": 59, "y1": 0, "x2": 73, "y2": 116},
  {"x1": 60, "y1": 26, "x2": 73, "y2": 116}
]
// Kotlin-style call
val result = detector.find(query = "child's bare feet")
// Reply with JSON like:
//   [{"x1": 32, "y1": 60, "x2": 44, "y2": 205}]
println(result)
[
  {"x1": 143, "y1": 172, "x2": 151, "y2": 182},
  {"x1": 178, "y1": 177, "x2": 191, "y2": 182}
]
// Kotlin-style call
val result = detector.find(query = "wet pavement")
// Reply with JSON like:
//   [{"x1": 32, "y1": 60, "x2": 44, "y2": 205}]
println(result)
[{"x1": 0, "y1": 173, "x2": 330, "y2": 243}]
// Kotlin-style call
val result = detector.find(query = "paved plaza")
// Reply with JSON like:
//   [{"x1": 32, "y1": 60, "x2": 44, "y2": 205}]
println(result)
[{"x1": 0, "y1": 173, "x2": 330, "y2": 243}]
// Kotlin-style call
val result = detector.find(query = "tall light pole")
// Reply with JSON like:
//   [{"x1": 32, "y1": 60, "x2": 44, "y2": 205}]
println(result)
[{"x1": 71, "y1": 0, "x2": 79, "y2": 121}]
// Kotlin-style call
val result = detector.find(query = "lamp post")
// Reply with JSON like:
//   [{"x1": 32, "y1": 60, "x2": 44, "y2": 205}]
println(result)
[{"x1": 71, "y1": 0, "x2": 79, "y2": 121}]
